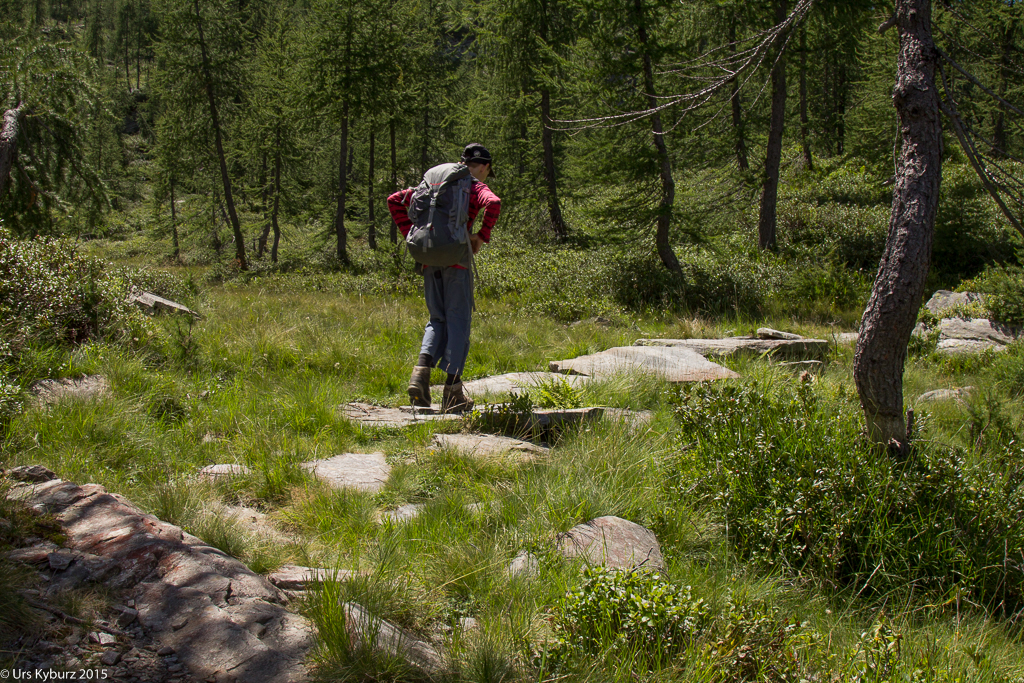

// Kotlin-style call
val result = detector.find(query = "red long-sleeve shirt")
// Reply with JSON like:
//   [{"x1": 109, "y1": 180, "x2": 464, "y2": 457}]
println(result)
[{"x1": 387, "y1": 179, "x2": 501, "y2": 245}]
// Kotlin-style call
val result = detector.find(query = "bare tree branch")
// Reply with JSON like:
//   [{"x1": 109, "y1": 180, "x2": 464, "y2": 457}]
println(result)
[
  {"x1": 938, "y1": 62, "x2": 1024, "y2": 241},
  {"x1": 937, "y1": 46, "x2": 1024, "y2": 118}
]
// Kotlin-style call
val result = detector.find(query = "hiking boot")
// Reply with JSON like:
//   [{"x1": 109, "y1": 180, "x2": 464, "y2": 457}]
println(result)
[
  {"x1": 407, "y1": 366, "x2": 432, "y2": 407},
  {"x1": 442, "y1": 381, "x2": 474, "y2": 414}
]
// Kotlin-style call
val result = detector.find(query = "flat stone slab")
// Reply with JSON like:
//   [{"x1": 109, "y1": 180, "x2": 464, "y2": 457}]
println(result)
[
  {"x1": 198, "y1": 464, "x2": 252, "y2": 481},
  {"x1": 756, "y1": 327, "x2": 803, "y2": 340},
  {"x1": 461, "y1": 372, "x2": 591, "y2": 399},
  {"x1": 432, "y1": 433, "x2": 549, "y2": 459},
  {"x1": 777, "y1": 360, "x2": 824, "y2": 374},
  {"x1": 5, "y1": 464, "x2": 58, "y2": 483},
  {"x1": 377, "y1": 504, "x2": 425, "y2": 524},
  {"x1": 917, "y1": 387, "x2": 974, "y2": 403},
  {"x1": 341, "y1": 402, "x2": 460, "y2": 428},
  {"x1": 129, "y1": 290, "x2": 200, "y2": 318},
  {"x1": 636, "y1": 337, "x2": 829, "y2": 360},
  {"x1": 557, "y1": 515, "x2": 664, "y2": 572},
  {"x1": 508, "y1": 551, "x2": 539, "y2": 579},
  {"x1": 834, "y1": 332, "x2": 859, "y2": 345},
  {"x1": 342, "y1": 603, "x2": 443, "y2": 676},
  {"x1": 302, "y1": 453, "x2": 390, "y2": 493},
  {"x1": 268, "y1": 564, "x2": 359, "y2": 590},
  {"x1": 549, "y1": 346, "x2": 738, "y2": 382},
  {"x1": 9, "y1": 478, "x2": 311, "y2": 683},
  {"x1": 31, "y1": 375, "x2": 109, "y2": 406},
  {"x1": 936, "y1": 318, "x2": 1018, "y2": 353},
  {"x1": 926, "y1": 290, "x2": 984, "y2": 316},
  {"x1": 601, "y1": 408, "x2": 655, "y2": 426}
]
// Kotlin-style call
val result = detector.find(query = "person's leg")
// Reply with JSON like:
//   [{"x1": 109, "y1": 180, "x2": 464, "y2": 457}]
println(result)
[
  {"x1": 439, "y1": 267, "x2": 474, "y2": 412},
  {"x1": 408, "y1": 266, "x2": 446, "y2": 407}
]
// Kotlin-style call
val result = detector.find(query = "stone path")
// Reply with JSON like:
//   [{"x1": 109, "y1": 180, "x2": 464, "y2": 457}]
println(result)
[
  {"x1": 341, "y1": 402, "x2": 460, "y2": 428},
  {"x1": 301, "y1": 453, "x2": 390, "y2": 493},
  {"x1": 550, "y1": 346, "x2": 739, "y2": 382},
  {"x1": 636, "y1": 336, "x2": 828, "y2": 360},
  {"x1": 461, "y1": 372, "x2": 591, "y2": 398},
  {"x1": 431, "y1": 433, "x2": 549, "y2": 460},
  {"x1": 557, "y1": 516, "x2": 664, "y2": 572},
  {"x1": 10, "y1": 475, "x2": 311, "y2": 683}
]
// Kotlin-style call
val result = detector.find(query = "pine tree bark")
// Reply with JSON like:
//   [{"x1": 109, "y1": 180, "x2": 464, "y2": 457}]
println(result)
[
  {"x1": 335, "y1": 102, "x2": 350, "y2": 264},
  {"x1": 854, "y1": 0, "x2": 942, "y2": 446},
  {"x1": 728, "y1": 20, "x2": 749, "y2": 172},
  {"x1": 758, "y1": 0, "x2": 788, "y2": 251},
  {"x1": 389, "y1": 118, "x2": 398, "y2": 244},
  {"x1": 540, "y1": 88, "x2": 568, "y2": 239},
  {"x1": 258, "y1": 151, "x2": 270, "y2": 257},
  {"x1": 271, "y1": 131, "x2": 281, "y2": 264},
  {"x1": 194, "y1": 0, "x2": 246, "y2": 269},
  {"x1": 0, "y1": 105, "x2": 24, "y2": 199},
  {"x1": 799, "y1": 25, "x2": 813, "y2": 171},
  {"x1": 368, "y1": 125, "x2": 377, "y2": 250},
  {"x1": 633, "y1": 0, "x2": 680, "y2": 274},
  {"x1": 170, "y1": 176, "x2": 180, "y2": 259}
]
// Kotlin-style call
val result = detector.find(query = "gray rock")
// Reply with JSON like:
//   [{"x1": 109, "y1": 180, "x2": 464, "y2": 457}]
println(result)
[
  {"x1": 777, "y1": 360, "x2": 824, "y2": 374},
  {"x1": 7, "y1": 465, "x2": 58, "y2": 483},
  {"x1": 48, "y1": 550, "x2": 76, "y2": 571},
  {"x1": 557, "y1": 516, "x2": 664, "y2": 572},
  {"x1": 302, "y1": 453, "x2": 390, "y2": 493},
  {"x1": 13, "y1": 479, "x2": 312, "y2": 683},
  {"x1": 100, "y1": 651, "x2": 121, "y2": 666},
  {"x1": 341, "y1": 402, "x2": 461, "y2": 428},
  {"x1": 601, "y1": 408, "x2": 655, "y2": 427},
  {"x1": 925, "y1": 290, "x2": 984, "y2": 316},
  {"x1": 341, "y1": 603, "x2": 443, "y2": 676},
  {"x1": 30, "y1": 375, "x2": 109, "y2": 406},
  {"x1": 128, "y1": 290, "x2": 200, "y2": 318},
  {"x1": 550, "y1": 346, "x2": 738, "y2": 382},
  {"x1": 756, "y1": 328, "x2": 803, "y2": 340},
  {"x1": 636, "y1": 337, "x2": 829, "y2": 360},
  {"x1": 834, "y1": 332, "x2": 859, "y2": 345},
  {"x1": 916, "y1": 387, "x2": 974, "y2": 403},
  {"x1": 936, "y1": 318, "x2": 1018, "y2": 353},
  {"x1": 377, "y1": 504, "x2": 424, "y2": 524},
  {"x1": 117, "y1": 607, "x2": 139, "y2": 626},
  {"x1": 431, "y1": 433, "x2": 548, "y2": 460},
  {"x1": 461, "y1": 372, "x2": 592, "y2": 399},
  {"x1": 266, "y1": 563, "x2": 351, "y2": 591},
  {"x1": 198, "y1": 464, "x2": 252, "y2": 481},
  {"x1": 508, "y1": 552, "x2": 539, "y2": 579}
]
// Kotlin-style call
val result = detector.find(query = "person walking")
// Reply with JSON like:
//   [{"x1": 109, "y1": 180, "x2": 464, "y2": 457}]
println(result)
[{"x1": 388, "y1": 143, "x2": 501, "y2": 413}]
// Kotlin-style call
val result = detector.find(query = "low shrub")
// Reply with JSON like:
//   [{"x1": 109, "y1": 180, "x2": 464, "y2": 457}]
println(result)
[
  {"x1": 963, "y1": 265, "x2": 1024, "y2": 325},
  {"x1": 671, "y1": 380, "x2": 1024, "y2": 611}
]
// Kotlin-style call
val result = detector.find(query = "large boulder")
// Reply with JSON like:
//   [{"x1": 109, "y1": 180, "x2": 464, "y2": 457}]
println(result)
[
  {"x1": 936, "y1": 318, "x2": 1019, "y2": 354},
  {"x1": 9, "y1": 478, "x2": 312, "y2": 683},
  {"x1": 925, "y1": 290, "x2": 984, "y2": 317}
]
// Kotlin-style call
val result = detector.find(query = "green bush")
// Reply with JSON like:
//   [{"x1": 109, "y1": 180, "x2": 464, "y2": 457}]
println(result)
[
  {"x1": 671, "y1": 380, "x2": 1024, "y2": 611},
  {"x1": 0, "y1": 227, "x2": 157, "y2": 376},
  {"x1": 963, "y1": 265, "x2": 1024, "y2": 325},
  {"x1": 550, "y1": 567, "x2": 710, "y2": 661}
]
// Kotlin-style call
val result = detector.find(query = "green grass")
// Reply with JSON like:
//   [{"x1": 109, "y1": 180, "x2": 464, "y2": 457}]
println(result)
[{"x1": 7, "y1": 233, "x2": 1024, "y2": 681}]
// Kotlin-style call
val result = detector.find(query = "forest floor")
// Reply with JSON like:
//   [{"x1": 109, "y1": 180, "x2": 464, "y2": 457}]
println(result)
[{"x1": 5, "y1": 238, "x2": 1024, "y2": 682}]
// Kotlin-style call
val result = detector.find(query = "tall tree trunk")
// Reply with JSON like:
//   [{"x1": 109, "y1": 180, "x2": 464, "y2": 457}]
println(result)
[
  {"x1": 0, "y1": 105, "x2": 25, "y2": 199},
  {"x1": 271, "y1": 130, "x2": 281, "y2": 264},
  {"x1": 335, "y1": 103, "x2": 350, "y2": 264},
  {"x1": 194, "y1": 0, "x2": 246, "y2": 269},
  {"x1": 634, "y1": 0, "x2": 680, "y2": 274},
  {"x1": 728, "y1": 19, "x2": 749, "y2": 172},
  {"x1": 170, "y1": 176, "x2": 179, "y2": 259},
  {"x1": 258, "y1": 151, "x2": 270, "y2": 257},
  {"x1": 757, "y1": 0, "x2": 788, "y2": 251},
  {"x1": 123, "y1": 11, "x2": 131, "y2": 91},
  {"x1": 368, "y1": 125, "x2": 377, "y2": 250},
  {"x1": 854, "y1": 0, "x2": 942, "y2": 447},
  {"x1": 135, "y1": 15, "x2": 141, "y2": 91},
  {"x1": 799, "y1": 25, "x2": 813, "y2": 171},
  {"x1": 420, "y1": 106, "x2": 429, "y2": 177},
  {"x1": 389, "y1": 118, "x2": 397, "y2": 244},
  {"x1": 540, "y1": 88, "x2": 568, "y2": 239}
]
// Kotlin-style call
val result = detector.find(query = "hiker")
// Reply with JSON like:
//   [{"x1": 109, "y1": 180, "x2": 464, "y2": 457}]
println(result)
[{"x1": 388, "y1": 143, "x2": 502, "y2": 413}]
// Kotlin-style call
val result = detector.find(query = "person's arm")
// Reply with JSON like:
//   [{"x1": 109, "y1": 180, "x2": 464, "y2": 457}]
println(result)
[
  {"x1": 387, "y1": 188, "x2": 415, "y2": 237},
  {"x1": 467, "y1": 182, "x2": 501, "y2": 244}
]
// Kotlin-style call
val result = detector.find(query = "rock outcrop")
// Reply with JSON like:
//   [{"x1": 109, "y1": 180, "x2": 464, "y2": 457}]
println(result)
[
  {"x1": 550, "y1": 346, "x2": 739, "y2": 382},
  {"x1": 557, "y1": 516, "x2": 664, "y2": 572}
]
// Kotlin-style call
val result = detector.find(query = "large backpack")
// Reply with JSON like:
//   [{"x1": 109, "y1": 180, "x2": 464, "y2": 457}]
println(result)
[{"x1": 406, "y1": 163, "x2": 473, "y2": 267}]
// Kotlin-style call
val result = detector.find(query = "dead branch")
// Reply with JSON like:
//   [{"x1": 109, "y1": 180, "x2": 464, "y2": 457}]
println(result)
[
  {"x1": 937, "y1": 46, "x2": 1024, "y2": 118},
  {"x1": 878, "y1": 14, "x2": 898, "y2": 34}
]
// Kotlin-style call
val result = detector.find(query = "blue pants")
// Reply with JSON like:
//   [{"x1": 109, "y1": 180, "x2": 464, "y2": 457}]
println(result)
[{"x1": 420, "y1": 266, "x2": 474, "y2": 376}]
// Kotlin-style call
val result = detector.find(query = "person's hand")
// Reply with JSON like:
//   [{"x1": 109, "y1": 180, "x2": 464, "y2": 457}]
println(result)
[{"x1": 470, "y1": 233, "x2": 484, "y2": 254}]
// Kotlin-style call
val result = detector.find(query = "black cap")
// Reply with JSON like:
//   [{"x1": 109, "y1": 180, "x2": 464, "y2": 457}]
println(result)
[{"x1": 461, "y1": 143, "x2": 496, "y2": 177}]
